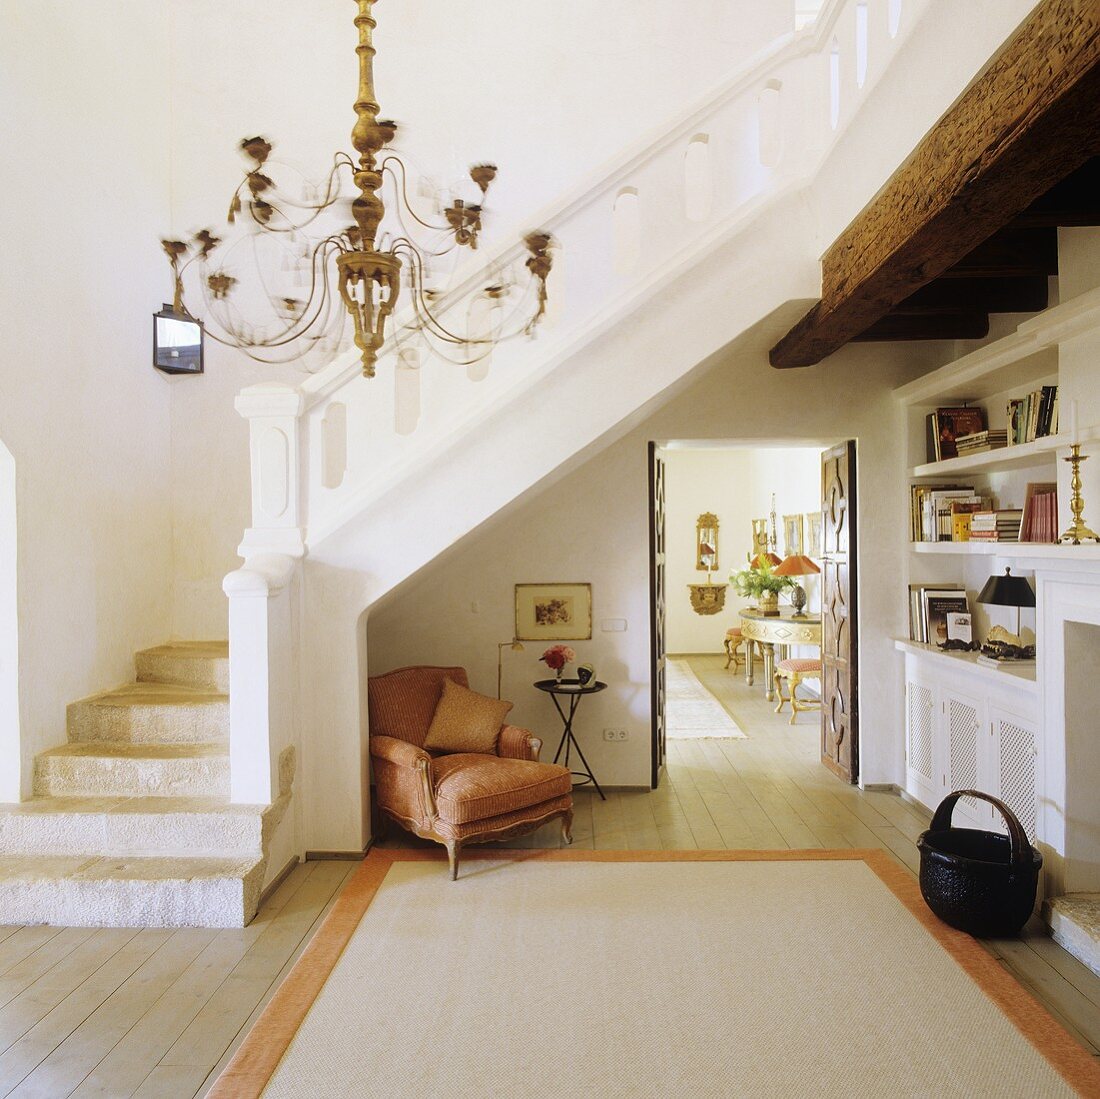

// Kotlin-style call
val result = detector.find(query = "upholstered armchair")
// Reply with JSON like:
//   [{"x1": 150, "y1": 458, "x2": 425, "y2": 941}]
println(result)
[{"x1": 368, "y1": 665, "x2": 574, "y2": 879}]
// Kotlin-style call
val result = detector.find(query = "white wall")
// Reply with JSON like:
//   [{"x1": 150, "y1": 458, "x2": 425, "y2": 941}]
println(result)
[
  {"x1": 663, "y1": 446, "x2": 823, "y2": 653},
  {"x1": 368, "y1": 335, "x2": 935, "y2": 791},
  {"x1": 0, "y1": 2, "x2": 175, "y2": 791},
  {"x1": 0, "y1": 440, "x2": 17, "y2": 801}
]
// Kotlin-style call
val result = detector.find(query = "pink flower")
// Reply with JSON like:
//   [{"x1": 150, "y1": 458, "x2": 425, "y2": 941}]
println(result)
[{"x1": 540, "y1": 644, "x2": 576, "y2": 671}]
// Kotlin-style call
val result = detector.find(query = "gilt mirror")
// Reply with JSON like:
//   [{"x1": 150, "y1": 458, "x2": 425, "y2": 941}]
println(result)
[{"x1": 696, "y1": 512, "x2": 719, "y2": 572}]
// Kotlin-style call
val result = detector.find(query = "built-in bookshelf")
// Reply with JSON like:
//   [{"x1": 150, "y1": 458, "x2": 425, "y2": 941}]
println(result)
[{"x1": 892, "y1": 286, "x2": 1100, "y2": 840}]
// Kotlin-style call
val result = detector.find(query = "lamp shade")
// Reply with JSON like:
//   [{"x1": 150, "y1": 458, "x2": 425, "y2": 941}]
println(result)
[
  {"x1": 751, "y1": 552, "x2": 782, "y2": 568},
  {"x1": 977, "y1": 568, "x2": 1035, "y2": 608},
  {"x1": 774, "y1": 553, "x2": 821, "y2": 578}
]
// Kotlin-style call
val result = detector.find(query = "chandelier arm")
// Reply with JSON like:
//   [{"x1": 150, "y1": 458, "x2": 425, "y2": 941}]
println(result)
[
  {"x1": 393, "y1": 243, "x2": 478, "y2": 346},
  {"x1": 396, "y1": 240, "x2": 542, "y2": 348},
  {"x1": 379, "y1": 157, "x2": 454, "y2": 233},
  {"x1": 250, "y1": 153, "x2": 356, "y2": 218},
  {"x1": 198, "y1": 238, "x2": 346, "y2": 351}
]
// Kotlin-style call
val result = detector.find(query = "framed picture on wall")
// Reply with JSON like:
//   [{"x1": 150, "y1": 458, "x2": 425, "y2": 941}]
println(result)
[
  {"x1": 804, "y1": 511, "x2": 823, "y2": 557},
  {"x1": 515, "y1": 583, "x2": 593, "y2": 640},
  {"x1": 782, "y1": 514, "x2": 804, "y2": 557}
]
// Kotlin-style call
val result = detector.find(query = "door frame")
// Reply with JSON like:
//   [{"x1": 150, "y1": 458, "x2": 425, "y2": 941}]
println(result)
[
  {"x1": 648, "y1": 442, "x2": 666, "y2": 789},
  {"x1": 647, "y1": 438, "x2": 860, "y2": 787}
]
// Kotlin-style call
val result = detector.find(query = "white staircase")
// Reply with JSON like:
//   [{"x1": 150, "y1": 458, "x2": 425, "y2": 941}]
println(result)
[{"x1": 0, "y1": 642, "x2": 285, "y2": 928}]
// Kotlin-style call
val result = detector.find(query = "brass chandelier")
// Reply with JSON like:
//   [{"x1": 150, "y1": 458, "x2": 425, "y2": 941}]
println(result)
[{"x1": 160, "y1": 0, "x2": 553, "y2": 378}]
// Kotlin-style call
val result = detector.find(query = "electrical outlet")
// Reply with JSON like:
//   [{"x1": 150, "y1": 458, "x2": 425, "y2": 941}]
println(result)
[
  {"x1": 603, "y1": 728, "x2": 629, "y2": 741},
  {"x1": 615, "y1": 728, "x2": 629, "y2": 741}
]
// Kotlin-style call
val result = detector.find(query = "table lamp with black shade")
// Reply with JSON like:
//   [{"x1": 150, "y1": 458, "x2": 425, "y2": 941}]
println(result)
[{"x1": 977, "y1": 567, "x2": 1036, "y2": 642}]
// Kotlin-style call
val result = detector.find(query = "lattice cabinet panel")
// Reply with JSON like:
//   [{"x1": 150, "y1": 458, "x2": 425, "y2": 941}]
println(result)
[
  {"x1": 945, "y1": 691, "x2": 983, "y2": 825},
  {"x1": 991, "y1": 708, "x2": 1038, "y2": 842},
  {"x1": 906, "y1": 680, "x2": 934, "y2": 780}
]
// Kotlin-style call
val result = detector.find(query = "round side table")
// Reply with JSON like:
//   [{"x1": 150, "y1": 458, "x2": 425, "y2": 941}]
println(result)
[{"x1": 534, "y1": 679, "x2": 607, "y2": 800}]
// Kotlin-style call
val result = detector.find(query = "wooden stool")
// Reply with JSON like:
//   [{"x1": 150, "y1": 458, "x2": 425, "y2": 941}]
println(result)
[
  {"x1": 723, "y1": 627, "x2": 745, "y2": 668},
  {"x1": 774, "y1": 658, "x2": 822, "y2": 724}
]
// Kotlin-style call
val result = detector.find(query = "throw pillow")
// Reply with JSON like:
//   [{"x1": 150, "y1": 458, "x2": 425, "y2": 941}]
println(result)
[{"x1": 423, "y1": 678, "x2": 513, "y2": 755}]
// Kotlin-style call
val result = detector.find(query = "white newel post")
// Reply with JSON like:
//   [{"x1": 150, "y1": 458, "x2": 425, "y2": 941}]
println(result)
[
  {"x1": 235, "y1": 383, "x2": 306, "y2": 560},
  {"x1": 224, "y1": 383, "x2": 307, "y2": 805}
]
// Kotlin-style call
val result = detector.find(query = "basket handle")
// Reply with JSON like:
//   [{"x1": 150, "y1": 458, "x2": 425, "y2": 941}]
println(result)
[{"x1": 930, "y1": 790, "x2": 1031, "y2": 868}]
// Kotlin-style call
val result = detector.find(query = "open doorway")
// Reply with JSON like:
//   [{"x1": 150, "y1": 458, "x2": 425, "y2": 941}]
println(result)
[{"x1": 649, "y1": 440, "x2": 859, "y2": 791}]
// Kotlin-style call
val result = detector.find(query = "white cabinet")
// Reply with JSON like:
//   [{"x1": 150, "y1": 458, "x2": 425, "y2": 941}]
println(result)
[{"x1": 900, "y1": 645, "x2": 1039, "y2": 841}]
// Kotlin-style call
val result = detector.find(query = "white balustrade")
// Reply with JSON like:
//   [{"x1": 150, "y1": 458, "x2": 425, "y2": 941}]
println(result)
[{"x1": 292, "y1": 0, "x2": 936, "y2": 553}]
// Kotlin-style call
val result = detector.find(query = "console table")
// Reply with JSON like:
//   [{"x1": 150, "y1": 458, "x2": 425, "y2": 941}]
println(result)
[{"x1": 739, "y1": 609, "x2": 821, "y2": 701}]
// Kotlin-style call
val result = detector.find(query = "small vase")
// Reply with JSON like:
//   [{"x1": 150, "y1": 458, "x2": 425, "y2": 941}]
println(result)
[
  {"x1": 758, "y1": 590, "x2": 780, "y2": 616},
  {"x1": 555, "y1": 668, "x2": 564, "y2": 683}
]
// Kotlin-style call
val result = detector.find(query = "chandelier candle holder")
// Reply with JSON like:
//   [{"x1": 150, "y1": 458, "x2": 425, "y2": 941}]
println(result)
[{"x1": 159, "y1": 0, "x2": 553, "y2": 379}]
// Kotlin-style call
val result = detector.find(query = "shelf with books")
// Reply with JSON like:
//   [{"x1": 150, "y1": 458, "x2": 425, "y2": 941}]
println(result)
[
  {"x1": 909, "y1": 541, "x2": 1100, "y2": 559},
  {"x1": 908, "y1": 424, "x2": 1100, "y2": 479},
  {"x1": 893, "y1": 639, "x2": 1038, "y2": 692}
]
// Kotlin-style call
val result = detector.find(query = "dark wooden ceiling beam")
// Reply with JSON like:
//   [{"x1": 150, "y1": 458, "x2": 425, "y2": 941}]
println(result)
[
  {"x1": 770, "y1": 0, "x2": 1100, "y2": 369},
  {"x1": 1010, "y1": 156, "x2": 1100, "y2": 227},
  {"x1": 851, "y1": 313, "x2": 990, "y2": 343},
  {"x1": 938, "y1": 228, "x2": 1058, "y2": 279},
  {"x1": 892, "y1": 276, "x2": 1048, "y2": 315}
]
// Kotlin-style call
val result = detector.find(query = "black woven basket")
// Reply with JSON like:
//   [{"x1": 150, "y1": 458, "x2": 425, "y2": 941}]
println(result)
[{"x1": 916, "y1": 789, "x2": 1041, "y2": 938}]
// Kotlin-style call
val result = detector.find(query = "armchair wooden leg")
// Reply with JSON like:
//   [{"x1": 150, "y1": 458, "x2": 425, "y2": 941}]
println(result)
[
  {"x1": 561, "y1": 810, "x2": 574, "y2": 846},
  {"x1": 446, "y1": 840, "x2": 462, "y2": 881}
]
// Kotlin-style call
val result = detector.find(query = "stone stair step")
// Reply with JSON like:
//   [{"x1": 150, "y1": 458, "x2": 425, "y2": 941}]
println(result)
[
  {"x1": 1045, "y1": 894, "x2": 1100, "y2": 978},
  {"x1": 135, "y1": 641, "x2": 229, "y2": 692},
  {"x1": 0, "y1": 854, "x2": 264, "y2": 928},
  {"x1": 0, "y1": 796, "x2": 265, "y2": 856},
  {"x1": 67, "y1": 683, "x2": 228, "y2": 744},
  {"x1": 33, "y1": 742, "x2": 229, "y2": 799}
]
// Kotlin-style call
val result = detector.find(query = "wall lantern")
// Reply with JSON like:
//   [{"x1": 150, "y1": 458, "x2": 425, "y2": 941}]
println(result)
[{"x1": 153, "y1": 304, "x2": 204, "y2": 376}]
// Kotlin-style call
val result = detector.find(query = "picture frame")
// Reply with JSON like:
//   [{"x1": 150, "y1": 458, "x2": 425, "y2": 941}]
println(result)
[
  {"x1": 515, "y1": 583, "x2": 592, "y2": 641},
  {"x1": 782, "y1": 514, "x2": 804, "y2": 557},
  {"x1": 804, "y1": 511, "x2": 823, "y2": 557}
]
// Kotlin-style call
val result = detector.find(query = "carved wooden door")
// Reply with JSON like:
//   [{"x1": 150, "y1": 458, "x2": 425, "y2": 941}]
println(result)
[
  {"x1": 820, "y1": 441, "x2": 859, "y2": 783},
  {"x1": 649, "y1": 443, "x2": 667, "y2": 788}
]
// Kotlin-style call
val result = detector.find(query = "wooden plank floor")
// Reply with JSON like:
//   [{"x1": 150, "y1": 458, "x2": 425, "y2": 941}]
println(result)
[{"x1": 0, "y1": 653, "x2": 1094, "y2": 1094}]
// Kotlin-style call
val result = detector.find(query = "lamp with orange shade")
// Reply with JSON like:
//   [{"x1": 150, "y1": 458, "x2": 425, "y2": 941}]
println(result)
[
  {"x1": 774, "y1": 553, "x2": 821, "y2": 616},
  {"x1": 750, "y1": 552, "x2": 782, "y2": 569}
]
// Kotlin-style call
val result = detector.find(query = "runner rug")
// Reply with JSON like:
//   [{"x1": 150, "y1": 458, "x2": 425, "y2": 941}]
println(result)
[
  {"x1": 210, "y1": 850, "x2": 1100, "y2": 1098},
  {"x1": 665, "y1": 657, "x2": 746, "y2": 739}
]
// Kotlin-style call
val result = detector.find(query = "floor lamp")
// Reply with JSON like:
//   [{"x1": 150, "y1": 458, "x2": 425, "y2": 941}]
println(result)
[{"x1": 497, "y1": 639, "x2": 525, "y2": 699}]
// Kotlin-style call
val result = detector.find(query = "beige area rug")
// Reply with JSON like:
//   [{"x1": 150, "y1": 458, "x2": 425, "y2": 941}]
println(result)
[
  {"x1": 211, "y1": 850, "x2": 1100, "y2": 1099},
  {"x1": 665, "y1": 657, "x2": 746, "y2": 739}
]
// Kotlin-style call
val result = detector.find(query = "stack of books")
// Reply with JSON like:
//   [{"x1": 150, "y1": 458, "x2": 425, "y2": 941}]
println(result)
[
  {"x1": 926, "y1": 406, "x2": 986, "y2": 462},
  {"x1": 909, "y1": 484, "x2": 991, "y2": 542},
  {"x1": 969, "y1": 510, "x2": 1024, "y2": 542},
  {"x1": 908, "y1": 583, "x2": 968, "y2": 644},
  {"x1": 1007, "y1": 385, "x2": 1059, "y2": 445},
  {"x1": 955, "y1": 429, "x2": 1008, "y2": 456},
  {"x1": 1020, "y1": 482, "x2": 1058, "y2": 543}
]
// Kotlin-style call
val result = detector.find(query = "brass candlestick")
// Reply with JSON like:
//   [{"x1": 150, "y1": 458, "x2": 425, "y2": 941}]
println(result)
[{"x1": 1060, "y1": 445, "x2": 1099, "y2": 544}]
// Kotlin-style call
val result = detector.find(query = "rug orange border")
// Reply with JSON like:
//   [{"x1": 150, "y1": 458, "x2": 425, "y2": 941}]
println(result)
[{"x1": 208, "y1": 848, "x2": 1100, "y2": 1098}]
